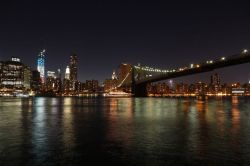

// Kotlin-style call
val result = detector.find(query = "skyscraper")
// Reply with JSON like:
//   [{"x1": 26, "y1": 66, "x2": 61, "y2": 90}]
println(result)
[
  {"x1": 57, "y1": 69, "x2": 61, "y2": 79},
  {"x1": 65, "y1": 66, "x2": 70, "y2": 79},
  {"x1": 46, "y1": 71, "x2": 56, "y2": 91},
  {"x1": 37, "y1": 49, "x2": 45, "y2": 84},
  {"x1": 210, "y1": 73, "x2": 221, "y2": 93},
  {"x1": 0, "y1": 58, "x2": 31, "y2": 90},
  {"x1": 31, "y1": 70, "x2": 41, "y2": 92},
  {"x1": 211, "y1": 73, "x2": 220, "y2": 85},
  {"x1": 70, "y1": 54, "x2": 77, "y2": 81}
]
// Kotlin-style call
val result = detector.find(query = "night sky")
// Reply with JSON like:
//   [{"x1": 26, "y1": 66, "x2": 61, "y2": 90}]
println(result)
[{"x1": 0, "y1": 0, "x2": 249, "y2": 84}]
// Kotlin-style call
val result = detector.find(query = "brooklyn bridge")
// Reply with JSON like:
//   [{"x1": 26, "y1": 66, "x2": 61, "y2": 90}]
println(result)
[{"x1": 115, "y1": 50, "x2": 250, "y2": 97}]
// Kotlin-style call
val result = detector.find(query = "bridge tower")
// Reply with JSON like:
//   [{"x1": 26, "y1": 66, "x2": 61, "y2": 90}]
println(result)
[{"x1": 132, "y1": 67, "x2": 148, "y2": 97}]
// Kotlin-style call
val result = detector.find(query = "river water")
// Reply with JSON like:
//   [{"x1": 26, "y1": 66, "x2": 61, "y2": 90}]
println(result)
[{"x1": 0, "y1": 97, "x2": 250, "y2": 166}]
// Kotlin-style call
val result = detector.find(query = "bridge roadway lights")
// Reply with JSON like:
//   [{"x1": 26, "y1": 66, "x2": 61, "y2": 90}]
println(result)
[{"x1": 133, "y1": 83, "x2": 148, "y2": 97}]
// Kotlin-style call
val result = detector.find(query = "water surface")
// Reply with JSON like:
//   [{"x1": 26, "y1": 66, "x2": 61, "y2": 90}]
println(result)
[{"x1": 0, "y1": 97, "x2": 250, "y2": 166}]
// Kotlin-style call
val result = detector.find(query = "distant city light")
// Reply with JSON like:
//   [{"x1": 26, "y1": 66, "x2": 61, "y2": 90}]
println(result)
[
  {"x1": 242, "y1": 49, "x2": 248, "y2": 54},
  {"x1": 47, "y1": 71, "x2": 56, "y2": 78},
  {"x1": 11, "y1": 57, "x2": 20, "y2": 62},
  {"x1": 206, "y1": 60, "x2": 213, "y2": 64}
]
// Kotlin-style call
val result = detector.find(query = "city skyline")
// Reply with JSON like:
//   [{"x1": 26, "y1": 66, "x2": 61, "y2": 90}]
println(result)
[
  {"x1": 1, "y1": 49, "x2": 250, "y2": 85},
  {"x1": 0, "y1": 1, "x2": 249, "y2": 83}
]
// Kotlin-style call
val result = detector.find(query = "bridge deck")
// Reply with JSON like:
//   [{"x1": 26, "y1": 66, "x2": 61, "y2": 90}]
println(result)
[{"x1": 135, "y1": 52, "x2": 250, "y2": 84}]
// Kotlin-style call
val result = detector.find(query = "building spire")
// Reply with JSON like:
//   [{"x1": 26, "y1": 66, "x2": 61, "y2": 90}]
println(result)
[{"x1": 112, "y1": 70, "x2": 117, "y2": 80}]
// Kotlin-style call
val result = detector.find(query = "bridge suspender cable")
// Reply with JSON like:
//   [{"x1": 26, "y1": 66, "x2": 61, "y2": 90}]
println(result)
[{"x1": 117, "y1": 68, "x2": 132, "y2": 88}]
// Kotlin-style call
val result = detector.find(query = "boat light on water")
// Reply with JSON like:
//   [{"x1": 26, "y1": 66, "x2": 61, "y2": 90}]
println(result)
[{"x1": 103, "y1": 91, "x2": 133, "y2": 97}]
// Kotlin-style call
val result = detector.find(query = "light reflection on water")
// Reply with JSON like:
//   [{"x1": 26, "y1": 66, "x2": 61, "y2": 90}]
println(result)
[{"x1": 0, "y1": 97, "x2": 250, "y2": 165}]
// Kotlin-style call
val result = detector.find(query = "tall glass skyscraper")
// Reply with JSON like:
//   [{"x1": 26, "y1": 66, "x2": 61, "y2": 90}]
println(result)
[
  {"x1": 37, "y1": 49, "x2": 45, "y2": 84},
  {"x1": 69, "y1": 54, "x2": 77, "y2": 81},
  {"x1": 65, "y1": 66, "x2": 70, "y2": 79},
  {"x1": 69, "y1": 54, "x2": 77, "y2": 91}
]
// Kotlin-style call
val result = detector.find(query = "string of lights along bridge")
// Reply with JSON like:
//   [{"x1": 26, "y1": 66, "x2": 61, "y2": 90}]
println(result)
[
  {"x1": 113, "y1": 49, "x2": 250, "y2": 97},
  {"x1": 133, "y1": 49, "x2": 249, "y2": 82},
  {"x1": 134, "y1": 49, "x2": 249, "y2": 74}
]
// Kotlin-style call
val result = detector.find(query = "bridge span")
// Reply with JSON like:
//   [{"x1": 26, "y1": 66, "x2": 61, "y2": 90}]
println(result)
[{"x1": 118, "y1": 50, "x2": 250, "y2": 97}]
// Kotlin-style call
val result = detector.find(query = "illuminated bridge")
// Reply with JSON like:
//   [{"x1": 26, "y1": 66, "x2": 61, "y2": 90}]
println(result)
[{"x1": 117, "y1": 49, "x2": 250, "y2": 97}]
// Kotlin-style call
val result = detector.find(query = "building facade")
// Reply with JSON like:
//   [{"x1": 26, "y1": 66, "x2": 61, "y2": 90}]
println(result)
[
  {"x1": 37, "y1": 50, "x2": 45, "y2": 84},
  {"x1": 0, "y1": 58, "x2": 31, "y2": 91},
  {"x1": 65, "y1": 66, "x2": 70, "y2": 80},
  {"x1": 86, "y1": 80, "x2": 99, "y2": 92},
  {"x1": 69, "y1": 54, "x2": 77, "y2": 81},
  {"x1": 31, "y1": 70, "x2": 41, "y2": 92},
  {"x1": 69, "y1": 54, "x2": 78, "y2": 91},
  {"x1": 210, "y1": 73, "x2": 221, "y2": 94}
]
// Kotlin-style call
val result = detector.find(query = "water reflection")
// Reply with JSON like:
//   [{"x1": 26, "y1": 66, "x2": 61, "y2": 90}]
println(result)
[
  {"x1": 62, "y1": 98, "x2": 74, "y2": 144},
  {"x1": 31, "y1": 98, "x2": 49, "y2": 163},
  {"x1": 230, "y1": 96, "x2": 241, "y2": 157},
  {"x1": 195, "y1": 100, "x2": 209, "y2": 160},
  {"x1": 0, "y1": 97, "x2": 250, "y2": 165},
  {"x1": 105, "y1": 98, "x2": 134, "y2": 152}
]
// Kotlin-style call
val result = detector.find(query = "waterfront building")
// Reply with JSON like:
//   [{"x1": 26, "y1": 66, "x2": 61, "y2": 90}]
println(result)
[
  {"x1": 37, "y1": 49, "x2": 45, "y2": 84},
  {"x1": 210, "y1": 73, "x2": 221, "y2": 94},
  {"x1": 23, "y1": 66, "x2": 31, "y2": 89},
  {"x1": 54, "y1": 69, "x2": 62, "y2": 94},
  {"x1": 63, "y1": 78, "x2": 70, "y2": 94},
  {"x1": 86, "y1": 80, "x2": 99, "y2": 92},
  {"x1": 0, "y1": 58, "x2": 31, "y2": 91},
  {"x1": 74, "y1": 81, "x2": 81, "y2": 93},
  {"x1": 221, "y1": 83, "x2": 231, "y2": 94},
  {"x1": 104, "y1": 79, "x2": 118, "y2": 92},
  {"x1": 156, "y1": 82, "x2": 169, "y2": 94},
  {"x1": 31, "y1": 70, "x2": 41, "y2": 92},
  {"x1": 175, "y1": 83, "x2": 189, "y2": 94},
  {"x1": 147, "y1": 83, "x2": 159, "y2": 95},
  {"x1": 80, "y1": 82, "x2": 87, "y2": 92},
  {"x1": 188, "y1": 84, "x2": 196, "y2": 94},
  {"x1": 195, "y1": 82, "x2": 207, "y2": 94},
  {"x1": 46, "y1": 71, "x2": 57, "y2": 91},
  {"x1": 53, "y1": 78, "x2": 62, "y2": 93},
  {"x1": 1, "y1": 59, "x2": 23, "y2": 89},
  {"x1": 231, "y1": 87, "x2": 245, "y2": 95}
]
